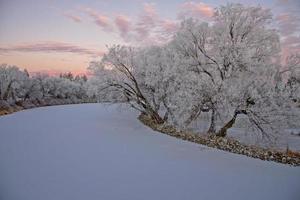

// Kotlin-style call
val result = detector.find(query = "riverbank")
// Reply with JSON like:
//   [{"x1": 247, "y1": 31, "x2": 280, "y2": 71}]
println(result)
[{"x1": 139, "y1": 113, "x2": 300, "y2": 166}]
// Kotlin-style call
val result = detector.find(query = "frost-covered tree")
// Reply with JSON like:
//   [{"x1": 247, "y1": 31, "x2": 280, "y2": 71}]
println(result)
[
  {"x1": 89, "y1": 3, "x2": 299, "y2": 140},
  {"x1": 40, "y1": 76, "x2": 79, "y2": 100},
  {"x1": 286, "y1": 54, "x2": 300, "y2": 103},
  {"x1": 0, "y1": 65, "x2": 92, "y2": 106},
  {"x1": 89, "y1": 45, "x2": 167, "y2": 123},
  {"x1": 60, "y1": 72, "x2": 72, "y2": 80},
  {"x1": 169, "y1": 4, "x2": 297, "y2": 139},
  {"x1": 32, "y1": 73, "x2": 50, "y2": 99},
  {"x1": 18, "y1": 75, "x2": 42, "y2": 101},
  {"x1": 0, "y1": 64, "x2": 28, "y2": 101}
]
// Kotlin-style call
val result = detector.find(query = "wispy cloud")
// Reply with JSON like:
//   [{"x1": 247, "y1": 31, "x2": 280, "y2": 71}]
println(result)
[
  {"x1": 276, "y1": 13, "x2": 300, "y2": 36},
  {"x1": 178, "y1": 1, "x2": 214, "y2": 19},
  {"x1": 134, "y1": 3, "x2": 159, "y2": 39},
  {"x1": 0, "y1": 42, "x2": 104, "y2": 57},
  {"x1": 114, "y1": 15, "x2": 131, "y2": 39},
  {"x1": 160, "y1": 19, "x2": 178, "y2": 33},
  {"x1": 281, "y1": 35, "x2": 300, "y2": 58},
  {"x1": 71, "y1": 4, "x2": 178, "y2": 45},
  {"x1": 83, "y1": 8, "x2": 112, "y2": 31},
  {"x1": 282, "y1": 35, "x2": 300, "y2": 46},
  {"x1": 63, "y1": 12, "x2": 82, "y2": 23},
  {"x1": 125, "y1": 3, "x2": 178, "y2": 45}
]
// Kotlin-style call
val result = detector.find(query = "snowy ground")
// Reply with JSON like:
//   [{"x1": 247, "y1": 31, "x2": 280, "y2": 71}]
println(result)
[{"x1": 0, "y1": 103, "x2": 300, "y2": 200}]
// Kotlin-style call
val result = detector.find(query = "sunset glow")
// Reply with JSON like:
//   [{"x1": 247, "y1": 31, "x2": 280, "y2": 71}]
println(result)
[{"x1": 0, "y1": 0, "x2": 299, "y2": 75}]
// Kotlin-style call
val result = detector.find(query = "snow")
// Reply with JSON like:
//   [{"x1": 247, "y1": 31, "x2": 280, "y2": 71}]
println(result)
[{"x1": 0, "y1": 103, "x2": 300, "y2": 200}]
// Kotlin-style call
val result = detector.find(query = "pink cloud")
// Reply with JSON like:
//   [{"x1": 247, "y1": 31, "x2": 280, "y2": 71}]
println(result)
[
  {"x1": 135, "y1": 3, "x2": 158, "y2": 38},
  {"x1": 282, "y1": 35, "x2": 300, "y2": 46},
  {"x1": 83, "y1": 8, "x2": 112, "y2": 31},
  {"x1": 281, "y1": 35, "x2": 300, "y2": 55},
  {"x1": 143, "y1": 3, "x2": 157, "y2": 17},
  {"x1": 276, "y1": 14, "x2": 290, "y2": 21},
  {"x1": 63, "y1": 13, "x2": 82, "y2": 23},
  {"x1": 276, "y1": 13, "x2": 300, "y2": 36},
  {"x1": 160, "y1": 19, "x2": 178, "y2": 33},
  {"x1": 179, "y1": 1, "x2": 214, "y2": 19},
  {"x1": 114, "y1": 3, "x2": 178, "y2": 45},
  {"x1": 0, "y1": 42, "x2": 104, "y2": 57},
  {"x1": 74, "y1": 4, "x2": 177, "y2": 46},
  {"x1": 115, "y1": 15, "x2": 131, "y2": 37}
]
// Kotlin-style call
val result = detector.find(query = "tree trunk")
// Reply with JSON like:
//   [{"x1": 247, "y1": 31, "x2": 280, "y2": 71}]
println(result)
[
  {"x1": 184, "y1": 104, "x2": 201, "y2": 127},
  {"x1": 216, "y1": 113, "x2": 238, "y2": 137},
  {"x1": 148, "y1": 109, "x2": 164, "y2": 124},
  {"x1": 163, "y1": 111, "x2": 169, "y2": 121},
  {"x1": 11, "y1": 90, "x2": 16, "y2": 102},
  {"x1": 24, "y1": 92, "x2": 30, "y2": 101},
  {"x1": 207, "y1": 108, "x2": 216, "y2": 134},
  {"x1": 162, "y1": 98, "x2": 173, "y2": 122},
  {"x1": 3, "y1": 81, "x2": 14, "y2": 101}
]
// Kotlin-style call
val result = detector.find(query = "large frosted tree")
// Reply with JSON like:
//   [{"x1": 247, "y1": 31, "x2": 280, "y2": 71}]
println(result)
[
  {"x1": 169, "y1": 4, "x2": 298, "y2": 138},
  {"x1": 90, "y1": 3, "x2": 300, "y2": 140}
]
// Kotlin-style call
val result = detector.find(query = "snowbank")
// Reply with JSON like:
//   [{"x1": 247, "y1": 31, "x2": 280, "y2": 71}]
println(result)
[{"x1": 0, "y1": 104, "x2": 299, "y2": 200}]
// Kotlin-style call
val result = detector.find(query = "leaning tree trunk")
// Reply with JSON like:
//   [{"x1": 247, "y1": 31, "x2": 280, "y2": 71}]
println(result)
[
  {"x1": 216, "y1": 112, "x2": 238, "y2": 137},
  {"x1": 147, "y1": 108, "x2": 164, "y2": 124}
]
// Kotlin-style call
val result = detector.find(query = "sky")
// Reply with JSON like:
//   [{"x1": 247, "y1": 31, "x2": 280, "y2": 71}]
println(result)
[{"x1": 0, "y1": 0, "x2": 299, "y2": 75}]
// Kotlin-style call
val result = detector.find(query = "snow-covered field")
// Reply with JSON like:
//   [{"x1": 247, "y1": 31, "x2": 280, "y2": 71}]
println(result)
[{"x1": 0, "y1": 103, "x2": 299, "y2": 200}]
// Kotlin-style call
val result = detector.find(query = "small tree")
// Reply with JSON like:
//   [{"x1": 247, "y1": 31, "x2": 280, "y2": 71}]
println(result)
[{"x1": 0, "y1": 64, "x2": 27, "y2": 101}]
